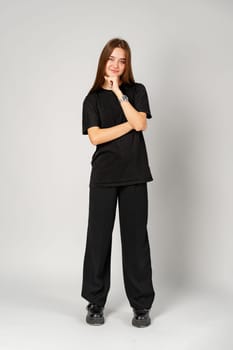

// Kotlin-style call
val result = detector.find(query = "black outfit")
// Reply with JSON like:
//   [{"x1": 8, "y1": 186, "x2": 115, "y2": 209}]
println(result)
[{"x1": 81, "y1": 82, "x2": 155, "y2": 310}]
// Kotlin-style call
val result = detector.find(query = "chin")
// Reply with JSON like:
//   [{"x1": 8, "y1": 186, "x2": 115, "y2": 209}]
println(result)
[{"x1": 107, "y1": 71, "x2": 120, "y2": 77}]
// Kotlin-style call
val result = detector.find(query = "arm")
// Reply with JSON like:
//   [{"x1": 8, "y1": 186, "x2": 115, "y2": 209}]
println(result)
[
  {"x1": 115, "y1": 94, "x2": 147, "y2": 132},
  {"x1": 88, "y1": 121, "x2": 133, "y2": 146},
  {"x1": 104, "y1": 76, "x2": 147, "y2": 131}
]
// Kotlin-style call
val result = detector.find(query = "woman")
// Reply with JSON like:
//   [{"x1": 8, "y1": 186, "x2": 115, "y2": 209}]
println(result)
[{"x1": 81, "y1": 38, "x2": 155, "y2": 328}]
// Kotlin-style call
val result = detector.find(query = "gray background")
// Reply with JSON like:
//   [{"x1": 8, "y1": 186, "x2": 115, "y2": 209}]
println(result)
[{"x1": 0, "y1": 0, "x2": 232, "y2": 349}]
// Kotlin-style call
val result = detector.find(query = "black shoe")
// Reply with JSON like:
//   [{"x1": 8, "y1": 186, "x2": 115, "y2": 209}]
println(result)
[
  {"x1": 132, "y1": 308, "x2": 151, "y2": 328},
  {"x1": 86, "y1": 303, "x2": 104, "y2": 325}
]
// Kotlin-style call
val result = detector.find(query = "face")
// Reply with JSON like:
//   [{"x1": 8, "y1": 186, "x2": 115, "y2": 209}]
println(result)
[{"x1": 105, "y1": 47, "x2": 126, "y2": 78}]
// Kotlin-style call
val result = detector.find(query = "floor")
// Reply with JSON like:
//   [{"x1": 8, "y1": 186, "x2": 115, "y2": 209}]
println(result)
[{"x1": 0, "y1": 279, "x2": 232, "y2": 350}]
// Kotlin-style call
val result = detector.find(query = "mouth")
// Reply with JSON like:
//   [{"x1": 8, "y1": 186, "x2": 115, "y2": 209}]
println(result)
[{"x1": 110, "y1": 69, "x2": 119, "y2": 74}]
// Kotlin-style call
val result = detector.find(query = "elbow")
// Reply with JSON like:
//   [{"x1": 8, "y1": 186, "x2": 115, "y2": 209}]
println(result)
[
  {"x1": 87, "y1": 127, "x2": 101, "y2": 145},
  {"x1": 89, "y1": 135, "x2": 99, "y2": 146},
  {"x1": 91, "y1": 140, "x2": 98, "y2": 146},
  {"x1": 134, "y1": 121, "x2": 147, "y2": 132}
]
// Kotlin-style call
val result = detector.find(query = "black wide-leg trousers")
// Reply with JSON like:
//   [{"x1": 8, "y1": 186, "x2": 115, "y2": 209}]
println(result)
[{"x1": 81, "y1": 183, "x2": 155, "y2": 310}]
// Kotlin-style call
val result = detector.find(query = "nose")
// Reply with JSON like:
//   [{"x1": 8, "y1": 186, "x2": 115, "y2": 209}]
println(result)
[{"x1": 113, "y1": 60, "x2": 119, "y2": 68}]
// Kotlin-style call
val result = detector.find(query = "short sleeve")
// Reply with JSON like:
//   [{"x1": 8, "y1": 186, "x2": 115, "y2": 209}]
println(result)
[
  {"x1": 82, "y1": 93, "x2": 100, "y2": 135},
  {"x1": 133, "y1": 83, "x2": 152, "y2": 119}
]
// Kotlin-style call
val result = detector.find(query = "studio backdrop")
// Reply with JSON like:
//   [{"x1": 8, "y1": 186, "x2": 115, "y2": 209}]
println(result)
[{"x1": 0, "y1": 0, "x2": 232, "y2": 297}]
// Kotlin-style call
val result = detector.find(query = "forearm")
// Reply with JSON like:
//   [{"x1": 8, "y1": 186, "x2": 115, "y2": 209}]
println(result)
[
  {"x1": 88, "y1": 122, "x2": 133, "y2": 145},
  {"x1": 114, "y1": 89, "x2": 147, "y2": 131}
]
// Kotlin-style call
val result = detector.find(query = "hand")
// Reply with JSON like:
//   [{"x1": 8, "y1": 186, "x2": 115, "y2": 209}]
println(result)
[{"x1": 104, "y1": 75, "x2": 120, "y2": 94}]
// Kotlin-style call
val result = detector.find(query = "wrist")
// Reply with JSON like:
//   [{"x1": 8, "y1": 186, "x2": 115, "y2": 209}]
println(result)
[
  {"x1": 113, "y1": 88, "x2": 123, "y2": 99},
  {"x1": 118, "y1": 94, "x2": 129, "y2": 103}
]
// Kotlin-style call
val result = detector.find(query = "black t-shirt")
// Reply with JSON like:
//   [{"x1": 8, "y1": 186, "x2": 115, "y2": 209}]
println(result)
[{"x1": 82, "y1": 82, "x2": 153, "y2": 187}]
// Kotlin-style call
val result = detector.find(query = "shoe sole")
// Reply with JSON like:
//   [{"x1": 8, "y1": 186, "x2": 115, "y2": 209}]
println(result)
[
  {"x1": 86, "y1": 315, "x2": 105, "y2": 326},
  {"x1": 132, "y1": 317, "x2": 151, "y2": 328}
]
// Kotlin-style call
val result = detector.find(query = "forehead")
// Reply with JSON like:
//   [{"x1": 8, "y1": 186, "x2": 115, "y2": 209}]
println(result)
[{"x1": 110, "y1": 47, "x2": 126, "y2": 58}]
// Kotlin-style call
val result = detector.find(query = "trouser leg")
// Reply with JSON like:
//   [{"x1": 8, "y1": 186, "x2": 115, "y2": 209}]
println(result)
[
  {"x1": 81, "y1": 186, "x2": 117, "y2": 307},
  {"x1": 118, "y1": 183, "x2": 155, "y2": 310}
]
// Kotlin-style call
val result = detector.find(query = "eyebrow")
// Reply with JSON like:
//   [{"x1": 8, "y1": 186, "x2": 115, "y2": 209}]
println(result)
[{"x1": 109, "y1": 55, "x2": 126, "y2": 61}]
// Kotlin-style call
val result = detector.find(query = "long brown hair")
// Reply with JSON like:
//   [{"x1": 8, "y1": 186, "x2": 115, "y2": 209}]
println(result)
[{"x1": 89, "y1": 38, "x2": 135, "y2": 93}]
